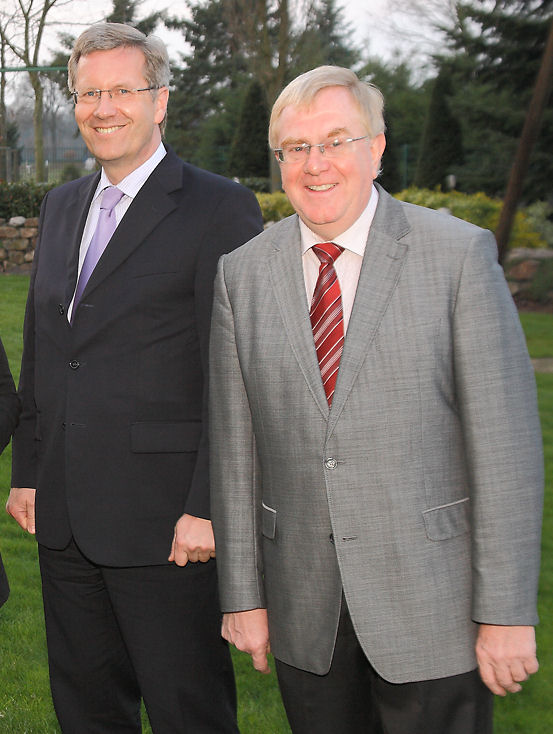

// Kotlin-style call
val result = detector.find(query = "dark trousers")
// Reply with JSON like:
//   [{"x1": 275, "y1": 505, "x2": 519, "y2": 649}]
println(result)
[
  {"x1": 275, "y1": 600, "x2": 493, "y2": 734},
  {"x1": 38, "y1": 539, "x2": 238, "y2": 734}
]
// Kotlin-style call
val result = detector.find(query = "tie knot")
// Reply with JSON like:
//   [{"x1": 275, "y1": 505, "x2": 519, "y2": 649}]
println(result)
[
  {"x1": 100, "y1": 186, "x2": 124, "y2": 212},
  {"x1": 312, "y1": 242, "x2": 343, "y2": 265}
]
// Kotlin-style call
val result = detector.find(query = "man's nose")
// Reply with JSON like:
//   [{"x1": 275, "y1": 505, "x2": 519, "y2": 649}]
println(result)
[
  {"x1": 94, "y1": 90, "x2": 117, "y2": 115},
  {"x1": 304, "y1": 144, "x2": 329, "y2": 173}
]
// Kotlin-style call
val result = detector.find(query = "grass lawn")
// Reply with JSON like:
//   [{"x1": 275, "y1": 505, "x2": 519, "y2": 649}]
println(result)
[{"x1": 0, "y1": 274, "x2": 551, "y2": 732}]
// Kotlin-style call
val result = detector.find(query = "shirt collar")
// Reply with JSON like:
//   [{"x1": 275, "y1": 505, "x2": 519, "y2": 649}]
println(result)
[
  {"x1": 93, "y1": 141, "x2": 167, "y2": 202},
  {"x1": 300, "y1": 184, "x2": 379, "y2": 256}
]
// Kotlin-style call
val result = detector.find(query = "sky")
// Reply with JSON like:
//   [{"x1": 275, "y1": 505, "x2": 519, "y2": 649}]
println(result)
[
  {"x1": 1, "y1": 0, "x2": 440, "y2": 84},
  {"x1": 31, "y1": 0, "x2": 436, "y2": 68}
]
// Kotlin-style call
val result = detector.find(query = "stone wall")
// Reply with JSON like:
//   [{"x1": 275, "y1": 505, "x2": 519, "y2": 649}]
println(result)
[
  {"x1": 506, "y1": 248, "x2": 553, "y2": 303},
  {"x1": 0, "y1": 216, "x2": 38, "y2": 273}
]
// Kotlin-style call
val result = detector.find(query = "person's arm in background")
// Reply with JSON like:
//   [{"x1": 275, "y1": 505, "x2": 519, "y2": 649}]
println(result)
[
  {"x1": 0, "y1": 337, "x2": 20, "y2": 453},
  {"x1": 1, "y1": 336, "x2": 21, "y2": 607}
]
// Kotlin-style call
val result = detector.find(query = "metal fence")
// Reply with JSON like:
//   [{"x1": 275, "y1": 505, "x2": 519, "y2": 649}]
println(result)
[{"x1": 4, "y1": 145, "x2": 95, "y2": 183}]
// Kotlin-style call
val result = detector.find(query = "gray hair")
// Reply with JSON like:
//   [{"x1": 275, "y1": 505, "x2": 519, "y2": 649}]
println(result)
[{"x1": 269, "y1": 66, "x2": 385, "y2": 149}]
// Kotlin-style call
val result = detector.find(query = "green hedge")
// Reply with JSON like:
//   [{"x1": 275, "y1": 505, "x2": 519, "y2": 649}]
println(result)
[
  {"x1": 2, "y1": 181, "x2": 547, "y2": 253},
  {"x1": 395, "y1": 188, "x2": 546, "y2": 249},
  {"x1": 256, "y1": 188, "x2": 547, "y2": 250},
  {"x1": 0, "y1": 182, "x2": 56, "y2": 219}
]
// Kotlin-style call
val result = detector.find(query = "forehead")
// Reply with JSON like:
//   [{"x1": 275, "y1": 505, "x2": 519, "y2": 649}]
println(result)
[
  {"x1": 277, "y1": 86, "x2": 364, "y2": 141},
  {"x1": 75, "y1": 46, "x2": 147, "y2": 85}
]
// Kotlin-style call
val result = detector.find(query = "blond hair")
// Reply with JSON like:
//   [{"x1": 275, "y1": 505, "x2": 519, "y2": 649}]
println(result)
[{"x1": 269, "y1": 66, "x2": 385, "y2": 148}]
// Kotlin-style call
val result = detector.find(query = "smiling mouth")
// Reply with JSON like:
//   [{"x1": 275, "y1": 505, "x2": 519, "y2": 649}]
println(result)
[
  {"x1": 95, "y1": 125, "x2": 124, "y2": 135},
  {"x1": 307, "y1": 184, "x2": 336, "y2": 191}
]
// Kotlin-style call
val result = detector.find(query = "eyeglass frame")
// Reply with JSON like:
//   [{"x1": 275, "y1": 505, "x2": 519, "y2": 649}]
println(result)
[
  {"x1": 273, "y1": 135, "x2": 370, "y2": 163},
  {"x1": 71, "y1": 86, "x2": 161, "y2": 105}
]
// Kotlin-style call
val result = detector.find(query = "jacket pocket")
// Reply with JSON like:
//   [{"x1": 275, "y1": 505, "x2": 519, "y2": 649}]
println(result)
[
  {"x1": 130, "y1": 421, "x2": 201, "y2": 453},
  {"x1": 261, "y1": 502, "x2": 277, "y2": 540},
  {"x1": 422, "y1": 497, "x2": 470, "y2": 541}
]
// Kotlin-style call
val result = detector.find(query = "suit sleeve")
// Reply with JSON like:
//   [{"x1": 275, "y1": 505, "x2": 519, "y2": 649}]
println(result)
[
  {"x1": 184, "y1": 184, "x2": 263, "y2": 519},
  {"x1": 10, "y1": 193, "x2": 48, "y2": 487},
  {"x1": 0, "y1": 338, "x2": 20, "y2": 454},
  {"x1": 452, "y1": 230, "x2": 543, "y2": 625},
  {"x1": 209, "y1": 255, "x2": 266, "y2": 612}
]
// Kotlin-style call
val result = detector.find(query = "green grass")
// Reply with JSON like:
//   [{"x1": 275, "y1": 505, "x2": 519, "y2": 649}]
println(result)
[
  {"x1": 519, "y1": 312, "x2": 553, "y2": 359},
  {"x1": 0, "y1": 275, "x2": 551, "y2": 732}
]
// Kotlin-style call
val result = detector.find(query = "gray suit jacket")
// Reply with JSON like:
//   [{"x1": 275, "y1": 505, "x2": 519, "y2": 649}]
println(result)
[{"x1": 209, "y1": 186, "x2": 543, "y2": 684}]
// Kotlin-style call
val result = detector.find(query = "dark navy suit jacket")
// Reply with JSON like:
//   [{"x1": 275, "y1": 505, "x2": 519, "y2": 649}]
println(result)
[{"x1": 12, "y1": 146, "x2": 263, "y2": 566}]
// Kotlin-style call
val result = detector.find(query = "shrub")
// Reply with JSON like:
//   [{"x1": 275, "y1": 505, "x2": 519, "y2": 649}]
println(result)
[
  {"x1": 525, "y1": 201, "x2": 553, "y2": 248},
  {"x1": 395, "y1": 188, "x2": 546, "y2": 250},
  {"x1": 59, "y1": 163, "x2": 83, "y2": 183},
  {"x1": 240, "y1": 177, "x2": 271, "y2": 193},
  {"x1": 526, "y1": 259, "x2": 553, "y2": 304},
  {"x1": 0, "y1": 181, "x2": 56, "y2": 219},
  {"x1": 255, "y1": 191, "x2": 294, "y2": 223}
]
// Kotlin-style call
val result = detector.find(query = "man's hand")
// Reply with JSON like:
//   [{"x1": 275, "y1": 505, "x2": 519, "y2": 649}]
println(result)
[
  {"x1": 476, "y1": 624, "x2": 538, "y2": 696},
  {"x1": 6, "y1": 487, "x2": 37, "y2": 534},
  {"x1": 222, "y1": 608, "x2": 271, "y2": 674},
  {"x1": 168, "y1": 513, "x2": 216, "y2": 566}
]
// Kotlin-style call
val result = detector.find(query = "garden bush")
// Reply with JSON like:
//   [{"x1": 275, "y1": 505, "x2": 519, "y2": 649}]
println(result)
[
  {"x1": 255, "y1": 187, "x2": 546, "y2": 251},
  {"x1": 395, "y1": 188, "x2": 546, "y2": 249},
  {"x1": 0, "y1": 181, "x2": 56, "y2": 219},
  {"x1": 525, "y1": 201, "x2": 553, "y2": 249},
  {"x1": 255, "y1": 191, "x2": 294, "y2": 223}
]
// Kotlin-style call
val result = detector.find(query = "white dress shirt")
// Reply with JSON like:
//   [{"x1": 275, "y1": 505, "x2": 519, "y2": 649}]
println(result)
[
  {"x1": 68, "y1": 142, "x2": 167, "y2": 321},
  {"x1": 300, "y1": 185, "x2": 379, "y2": 332}
]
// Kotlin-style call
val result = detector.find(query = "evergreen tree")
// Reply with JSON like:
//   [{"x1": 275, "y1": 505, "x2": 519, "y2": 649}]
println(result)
[
  {"x1": 106, "y1": 0, "x2": 164, "y2": 35},
  {"x1": 437, "y1": 0, "x2": 553, "y2": 200},
  {"x1": 291, "y1": 0, "x2": 359, "y2": 75},
  {"x1": 378, "y1": 121, "x2": 401, "y2": 194},
  {"x1": 165, "y1": 0, "x2": 361, "y2": 176},
  {"x1": 414, "y1": 71, "x2": 463, "y2": 189},
  {"x1": 359, "y1": 57, "x2": 430, "y2": 190},
  {"x1": 164, "y1": 0, "x2": 251, "y2": 169},
  {"x1": 228, "y1": 81, "x2": 270, "y2": 179}
]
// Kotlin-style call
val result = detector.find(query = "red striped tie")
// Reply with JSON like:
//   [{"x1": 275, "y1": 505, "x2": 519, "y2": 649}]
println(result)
[{"x1": 310, "y1": 243, "x2": 344, "y2": 406}]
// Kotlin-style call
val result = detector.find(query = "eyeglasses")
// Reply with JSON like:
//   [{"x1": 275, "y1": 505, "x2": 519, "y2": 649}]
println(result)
[
  {"x1": 71, "y1": 87, "x2": 160, "y2": 105},
  {"x1": 273, "y1": 135, "x2": 369, "y2": 163}
]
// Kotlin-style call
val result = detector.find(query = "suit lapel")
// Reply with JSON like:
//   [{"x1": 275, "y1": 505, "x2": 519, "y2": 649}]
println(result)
[
  {"x1": 328, "y1": 188, "x2": 410, "y2": 429},
  {"x1": 268, "y1": 216, "x2": 330, "y2": 417},
  {"x1": 77, "y1": 150, "x2": 181, "y2": 304}
]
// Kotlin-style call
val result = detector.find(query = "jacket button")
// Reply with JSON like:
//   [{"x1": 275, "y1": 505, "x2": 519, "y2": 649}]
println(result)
[
  {"x1": 58, "y1": 304, "x2": 65, "y2": 315},
  {"x1": 324, "y1": 457, "x2": 337, "y2": 470},
  {"x1": 69, "y1": 360, "x2": 80, "y2": 370}
]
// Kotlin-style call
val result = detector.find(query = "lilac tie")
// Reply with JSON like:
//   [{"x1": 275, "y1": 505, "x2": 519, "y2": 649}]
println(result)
[{"x1": 72, "y1": 186, "x2": 124, "y2": 317}]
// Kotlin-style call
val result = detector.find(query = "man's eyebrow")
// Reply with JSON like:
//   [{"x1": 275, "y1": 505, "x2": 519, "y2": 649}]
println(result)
[
  {"x1": 279, "y1": 128, "x2": 350, "y2": 147},
  {"x1": 279, "y1": 136, "x2": 309, "y2": 147}
]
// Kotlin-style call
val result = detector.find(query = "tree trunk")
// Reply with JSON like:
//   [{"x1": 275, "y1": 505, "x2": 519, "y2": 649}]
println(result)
[
  {"x1": 495, "y1": 19, "x2": 553, "y2": 264},
  {"x1": 30, "y1": 72, "x2": 45, "y2": 182}
]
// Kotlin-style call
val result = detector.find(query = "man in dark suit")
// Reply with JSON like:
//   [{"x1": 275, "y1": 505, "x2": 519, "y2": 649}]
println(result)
[
  {"x1": 7, "y1": 22, "x2": 262, "y2": 733},
  {"x1": 1, "y1": 337, "x2": 20, "y2": 607}
]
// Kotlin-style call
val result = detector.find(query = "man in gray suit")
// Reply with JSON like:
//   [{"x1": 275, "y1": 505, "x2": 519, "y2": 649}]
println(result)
[{"x1": 209, "y1": 66, "x2": 543, "y2": 733}]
